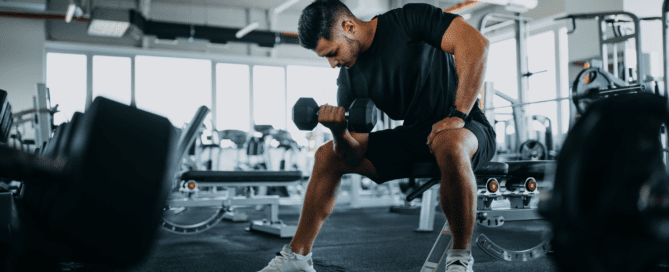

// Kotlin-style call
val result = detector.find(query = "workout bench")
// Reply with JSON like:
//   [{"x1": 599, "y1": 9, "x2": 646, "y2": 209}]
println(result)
[
  {"x1": 161, "y1": 106, "x2": 303, "y2": 238},
  {"x1": 404, "y1": 160, "x2": 556, "y2": 271}
]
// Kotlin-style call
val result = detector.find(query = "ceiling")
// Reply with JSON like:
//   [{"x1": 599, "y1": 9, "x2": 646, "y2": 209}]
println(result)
[{"x1": 148, "y1": 0, "x2": 314, "y2": 12}]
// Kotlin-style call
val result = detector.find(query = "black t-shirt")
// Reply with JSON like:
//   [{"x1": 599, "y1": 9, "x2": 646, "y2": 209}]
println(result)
[{"x1": 337, "y1": 3, "x2": 488, "y2": 127}]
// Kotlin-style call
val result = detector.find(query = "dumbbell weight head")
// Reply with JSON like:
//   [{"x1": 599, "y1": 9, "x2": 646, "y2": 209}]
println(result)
[
  {"x1": 292, "y1": 97, "x2": 378, "y2": 133},
  {"x1": 2, "y1": 97, "x2": 177, "y2": 268},
  {"x1": 348, "y1": 98, "x2": 377, "y2": 133},
  {"x1": 62, "y1": 97, "x2": 177, "y2": 267},
  {"x1": 292, "y1": 97, "x2": 319, "y2": 131}
]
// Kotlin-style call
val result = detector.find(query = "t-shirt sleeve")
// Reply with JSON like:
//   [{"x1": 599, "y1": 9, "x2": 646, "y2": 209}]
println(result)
[
  {"x1": 337, "y1": 75, "x2": 354, "y2": 110},
  {"x1": 336, "y1": 73, "x2": 356, "y2": 131},
  {"x1": 400, "y1": 3, "x2": 460, "y2": 49}
]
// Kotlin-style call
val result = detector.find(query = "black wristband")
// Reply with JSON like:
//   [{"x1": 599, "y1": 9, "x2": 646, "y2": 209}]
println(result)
[{"x1": 448, "y1": 107, "x2": 471, "y2": 122}]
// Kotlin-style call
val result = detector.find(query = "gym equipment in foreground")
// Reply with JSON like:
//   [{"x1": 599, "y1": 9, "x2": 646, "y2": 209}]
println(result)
[
  {"x1": 540, "y1": 93, "x2": 669, "y2": 272},
  {"x1": 1, "y1": 96, "x2": 177, "y2": 271},
  {"x1": 292, "y1": 97, "x2": 377, "y2": 133}
]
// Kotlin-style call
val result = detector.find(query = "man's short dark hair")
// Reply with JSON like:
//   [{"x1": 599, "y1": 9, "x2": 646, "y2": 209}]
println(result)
[{"x1": 298, "y1": 0, "x2": 353, "y2": 50}]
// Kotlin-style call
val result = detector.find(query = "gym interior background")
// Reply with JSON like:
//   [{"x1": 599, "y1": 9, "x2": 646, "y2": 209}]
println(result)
[{"x1": 1, "y1": 0, "x2": 669, "y2": 271}]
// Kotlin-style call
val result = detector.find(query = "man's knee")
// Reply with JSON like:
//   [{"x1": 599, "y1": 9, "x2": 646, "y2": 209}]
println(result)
[
  {"x1": 314, "y1": 141, "x2": 347, "y2": 173},
  {"x1": 431, "y1": 129, "x2": 478, "y2": 167}
]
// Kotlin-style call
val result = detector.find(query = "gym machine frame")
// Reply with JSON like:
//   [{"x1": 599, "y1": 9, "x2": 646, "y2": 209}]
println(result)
[
  {"x1": 662, "y1": 0, "x2": 669, "y2": 166},
  {"x1": 480, "y1": 13, "x2": 533, "y2": 149},
  {"x1": 557, "y1": 12, "x2": 644, "y2": 84}
]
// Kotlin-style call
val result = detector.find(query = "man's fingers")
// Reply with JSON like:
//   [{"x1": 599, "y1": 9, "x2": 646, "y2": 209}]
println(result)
[{"x1": 337, "y1": 107, "x2": 346, "y2": 121}]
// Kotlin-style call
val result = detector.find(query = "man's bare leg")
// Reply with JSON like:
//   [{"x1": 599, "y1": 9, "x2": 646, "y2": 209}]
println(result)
[
  {"x1": 289, "y1": 134, "x2": 379, "y2": 256},
  {"x1": 431, "y1": 129, "x2": 479, "y2": 250}
]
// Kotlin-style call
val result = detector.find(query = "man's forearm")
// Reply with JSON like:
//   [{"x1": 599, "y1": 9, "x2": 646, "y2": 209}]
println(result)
[
  {"x1": 332, "y1": 130, "x2": 364, "y2": 167},
  {"x1": 453, "y1": 40, "x2": 489, "y2": 115}
]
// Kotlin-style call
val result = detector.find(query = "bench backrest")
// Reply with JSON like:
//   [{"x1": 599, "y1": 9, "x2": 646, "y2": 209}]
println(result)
[{"x1": 174, "y1": 106, "x2": 210, "y2": 166}]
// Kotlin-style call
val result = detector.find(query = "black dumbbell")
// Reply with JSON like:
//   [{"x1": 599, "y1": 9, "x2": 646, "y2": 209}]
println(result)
[
  {"x1": 292, "y1": 97, "x2": 377, "y2": 133},
  {"x1": 1, "y1": 97, "x2": 176, "y2": 269}
]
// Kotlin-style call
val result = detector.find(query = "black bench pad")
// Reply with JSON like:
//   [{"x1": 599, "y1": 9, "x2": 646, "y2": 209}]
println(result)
[
  {"x1": 180, "y1": 171, "x2": 303, "y2": 182},
  {"x1": 410, "y1": 162, "x2": 508, "y2": 178},
  {"x1": 506, "y1": 160, "x2": 556, "y2": 178}
]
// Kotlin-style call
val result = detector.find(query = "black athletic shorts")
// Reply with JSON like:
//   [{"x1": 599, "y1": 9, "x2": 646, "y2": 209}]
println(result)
[{"x1": 364, "y1": 118, "x2": 497, "y2": 184}]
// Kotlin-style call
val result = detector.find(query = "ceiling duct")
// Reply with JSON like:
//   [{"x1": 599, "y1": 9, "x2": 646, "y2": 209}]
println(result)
[
  {"x1": 86, "y1": 8, "x2": 300, "y2": 47},
  {"x1": 0, "y1": 1, "x2": 46, "y2": 12}
]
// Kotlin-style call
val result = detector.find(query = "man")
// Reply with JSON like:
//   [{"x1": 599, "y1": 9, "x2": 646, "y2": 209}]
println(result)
[{"x1": 259, "y1": 1, "x2": 495, "y2": 271}]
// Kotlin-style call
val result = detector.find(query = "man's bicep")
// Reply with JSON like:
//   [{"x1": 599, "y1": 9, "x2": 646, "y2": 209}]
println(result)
[
  {"x1": 337, "y1": 84, "x2": 354, "y2": 110},
  {"x1": 440, "y1": 16, "x2": 489, "y2": 55}
]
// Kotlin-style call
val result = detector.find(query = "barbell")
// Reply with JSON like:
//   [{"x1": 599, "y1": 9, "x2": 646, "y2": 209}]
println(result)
[{"x1": 483, "y1": 68, "x2": 647, "y2": 114}]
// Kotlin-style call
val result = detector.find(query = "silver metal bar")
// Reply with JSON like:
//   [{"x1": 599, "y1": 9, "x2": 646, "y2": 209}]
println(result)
[
  {"x1": 613, "y1": 43, "x2": 619, "y2": 78},
  {"x1": 664, "y1": 0, "x2": 669, "y2": 166},
  {"x1": 211, "y1": 61, "x2": 217, "y2": 130},
  {"x1": 130, "y1": 56, "x2": 136, "y2": 107},
  {"x1": 495, "y1": 90, "x2": 518, "y2": 104},
  {"x1": 181, "y1": 181, "x2": 299, "y2": 187},
  {"x1": 167, "y1": 195, "x2": 280, "y2": 207},
  {"x1": 554, "y1": 29, "x2": 565, "y2": 150},
  {"x1": 416, "y1": 186, "x2": 438, "y2": 232},
  {"x1": 516, "y1": 13, "x2": 530, "y2": 145},
  {"x1": 601, "y1": 19, "x2": 609, "y2": 74},
  {"x1": 35, "y1": 84, "x2": 51, "y2": 146},
  {"x1": 483, "y1": 82, "x2": 496, "y2": 125},
  {"x1": 634, "y1": 15, "x2": 644, "y2": 82},
  {"x1": 481, "y1": 20, "x2": 516, "y2": 34},
  {"x1": 86, "y1": 54, "x2": 93, "y2": 111},
  {"x1": 249, "y1": 65, "x2": 255, "y2": 133}
]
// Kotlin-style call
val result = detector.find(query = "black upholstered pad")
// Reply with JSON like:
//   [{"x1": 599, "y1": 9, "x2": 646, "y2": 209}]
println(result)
[
  {"x1": 410, "y1": 161, "x2": 508, "y2": 178},
  {"x1": 475, "y1": 162, "x2": 509, "y2": 176},
  {"x1": 180, "y1": 171, "x2": 303, "y2": 182},
  {"x1": 506, "y1": 160, "x2": 556, "y2": 178}
]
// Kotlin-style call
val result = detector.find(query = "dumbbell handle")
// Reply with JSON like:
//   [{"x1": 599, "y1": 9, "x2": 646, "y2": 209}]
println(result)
[
  {"x1": 314, "y1": 108, "x2": 352, "y2": 119},
  {"x1": 0, "y1": 144, "x2": 69, "y2": 184}
]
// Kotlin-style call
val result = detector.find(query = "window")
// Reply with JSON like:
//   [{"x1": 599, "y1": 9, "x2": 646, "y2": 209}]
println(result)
[
  {"x1": 253, "y1": 66, "x2": 286, "y2": 130},
  {"x1": 485, "y1": 38, "x2": 518, "y2": 117},
  {"x1": 46, "y1": 53, "x2": 87, "y2": 125},
  {"x1": 526, "y1": 31, "x2": 558, "y2": 142},
  {"x1": 93, "y1": 56, "x2": 131, "y2": 105},
  {"x1": 216, "y1": 63, "x2": 250, "y2": 132},
  {"x1": 287, "y1": 65, "x2": 340, "y2": 144},
  {"x1": 135, "y1": 56, "x2": 212, "y2": 127}
]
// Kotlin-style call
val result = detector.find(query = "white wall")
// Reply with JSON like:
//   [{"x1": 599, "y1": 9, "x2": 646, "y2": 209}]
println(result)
[
  {"x1": 564, "y1": 0, "x2": 624, "y2": 62},
  {"x1": 0, "y1": 16, "x2": 45, "y2": 112},
  {"x1": 623, "y1": 0, "x2": 665, "y2": 77},
  {"x1": 524, "y1": 0, "x2": 566, "y2": 20}
]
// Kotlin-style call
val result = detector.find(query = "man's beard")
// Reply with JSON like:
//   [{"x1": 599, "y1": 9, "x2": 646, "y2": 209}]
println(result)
[{"x1": 345, "y1": 38, "x2": 359, "y2": 69}]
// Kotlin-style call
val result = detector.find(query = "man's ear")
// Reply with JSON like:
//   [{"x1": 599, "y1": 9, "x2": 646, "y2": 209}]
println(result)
[{"x1": 340, "y1": 19, "x2": 357, "y2": 39}]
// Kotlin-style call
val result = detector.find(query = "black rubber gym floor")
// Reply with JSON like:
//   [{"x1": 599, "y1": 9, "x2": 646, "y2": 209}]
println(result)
[{"x1": 122, "y1": 205, "x2": 561, "y2": 272}]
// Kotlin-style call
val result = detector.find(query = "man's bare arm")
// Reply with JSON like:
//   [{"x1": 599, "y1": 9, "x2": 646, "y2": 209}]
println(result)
[{"x1": 440, "y1": 16, "x2": 490, "y2": 115}]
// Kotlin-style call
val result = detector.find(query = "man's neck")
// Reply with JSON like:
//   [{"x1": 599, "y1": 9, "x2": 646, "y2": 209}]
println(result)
[{"x1": 360, "y1": 18, "x2": 378, "y2": 53}]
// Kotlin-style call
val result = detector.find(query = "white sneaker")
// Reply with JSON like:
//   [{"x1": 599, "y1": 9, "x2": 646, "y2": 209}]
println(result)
[
  {"x1": 445, "y1": 249, "x2": 474, "y2": 272},
  {"x1": 257, "y1": 244, "x2": 317, "y2": 272}
]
